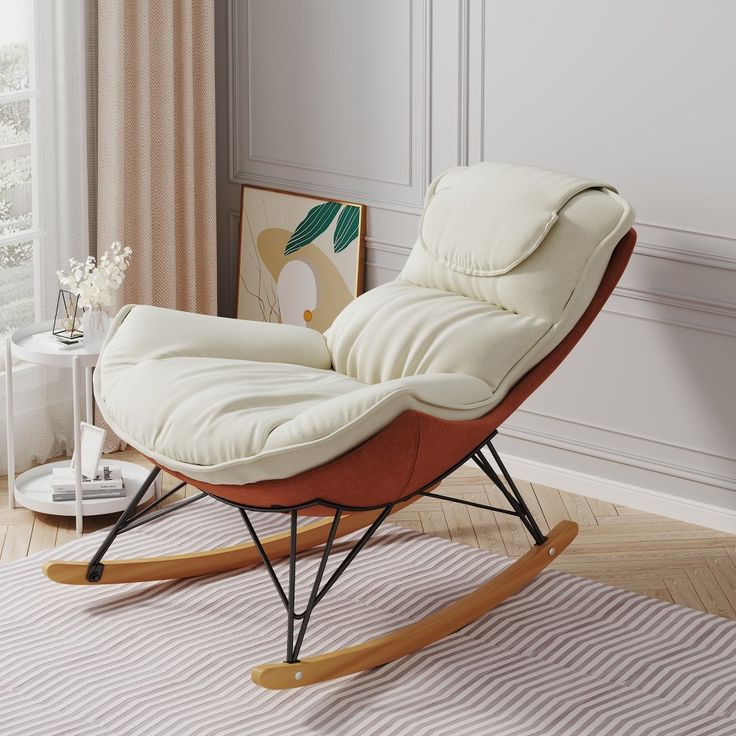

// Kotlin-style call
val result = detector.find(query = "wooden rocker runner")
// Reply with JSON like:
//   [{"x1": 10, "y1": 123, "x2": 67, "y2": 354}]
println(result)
[{"x1": 44, "y1": 162, "x2": 636, "y2": 690}]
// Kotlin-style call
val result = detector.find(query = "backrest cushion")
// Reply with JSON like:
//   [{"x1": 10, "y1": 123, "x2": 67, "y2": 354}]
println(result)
[
  {"x1": 418, "y1": 161, "x2": 609, "y2": 277},
  {"x1": 404, "y1": 163, "x2": 632, "y2": 323},
  {"x1": 326, "y1": 162, "x2": 634, "y2": 391}
]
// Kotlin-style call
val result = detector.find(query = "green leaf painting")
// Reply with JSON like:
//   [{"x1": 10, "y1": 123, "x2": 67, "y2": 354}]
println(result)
[
  {"x1": 332, "y1": 205, "x2": 360, "y2": 253},
  {"x1": 284, "y1": 201, "x2": 341, "y2": 255}
]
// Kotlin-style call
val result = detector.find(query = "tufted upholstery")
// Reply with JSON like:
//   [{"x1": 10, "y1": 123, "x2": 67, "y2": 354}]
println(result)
[
  {"x1": 326, "y1": 163, "x2": 633, "y2": 389},
  {"x1": 95, "y1": 162, "x2": 634, "y2": 487}
]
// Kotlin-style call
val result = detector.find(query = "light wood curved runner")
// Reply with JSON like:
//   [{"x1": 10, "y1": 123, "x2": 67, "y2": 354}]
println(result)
[{"x1": 2, "y1": 497, "x2": 736, "y2": 735}]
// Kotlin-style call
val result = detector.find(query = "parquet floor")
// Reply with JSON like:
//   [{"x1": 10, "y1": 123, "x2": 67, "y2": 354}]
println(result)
[{"x1": 2, "y1": 452, "x2": 736, "y2": 621}]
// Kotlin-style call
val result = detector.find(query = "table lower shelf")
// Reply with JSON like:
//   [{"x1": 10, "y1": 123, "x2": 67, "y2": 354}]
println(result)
[{"x1": 14, "y1": 460, "x2": 156, "y2": 516}]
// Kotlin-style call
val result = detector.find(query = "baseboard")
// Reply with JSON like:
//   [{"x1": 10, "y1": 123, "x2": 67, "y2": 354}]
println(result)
[{"x1": 482, "y1": 452, "x2": 736, "y2": 535}]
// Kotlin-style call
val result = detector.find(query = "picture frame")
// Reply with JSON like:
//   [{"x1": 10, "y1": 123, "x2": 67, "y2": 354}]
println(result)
[
  {"x1": 236, "y1": 185, "x2": 365, "y2": 332},
  {"x1": 70, "y1": 422, "x2": 106, "y2": 480}
]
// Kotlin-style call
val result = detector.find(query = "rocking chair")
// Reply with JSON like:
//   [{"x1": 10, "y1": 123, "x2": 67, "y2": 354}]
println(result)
[{"x1": 44, "y1": 161, "x2": 636, "y2": 690}]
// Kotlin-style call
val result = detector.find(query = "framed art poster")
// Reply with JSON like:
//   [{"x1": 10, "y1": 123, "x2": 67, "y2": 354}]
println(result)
[{"x1": 237, "y1": 186, "x2": 365, "y2": 332}]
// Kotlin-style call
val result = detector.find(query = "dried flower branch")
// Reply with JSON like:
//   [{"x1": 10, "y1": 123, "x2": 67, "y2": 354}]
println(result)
[{"x1": 57, "y1": 241, "x2": 132, "y2": 309}]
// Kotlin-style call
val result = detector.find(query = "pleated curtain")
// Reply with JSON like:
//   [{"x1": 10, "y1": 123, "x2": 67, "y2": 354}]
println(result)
[
  {"x1": 95, "y1": 0, "x2": 217, "y2": 450},
  {"x1": 96, "y1": 0, "x2": 217, "y2": 314}
]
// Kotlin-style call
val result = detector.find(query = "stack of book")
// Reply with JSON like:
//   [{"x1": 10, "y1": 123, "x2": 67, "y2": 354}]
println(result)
[{"x1": 51, "y1": 465, "x2": 126, "y2": 502}]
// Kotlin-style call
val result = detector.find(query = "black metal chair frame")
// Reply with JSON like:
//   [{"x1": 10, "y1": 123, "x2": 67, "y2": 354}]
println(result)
[{"x1": 83, "y1": 430, "x2": 547, "y2": 665}]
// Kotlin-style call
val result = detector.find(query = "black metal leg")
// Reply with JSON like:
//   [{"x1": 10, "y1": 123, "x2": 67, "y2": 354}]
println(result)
[
  {"x1": 311, "y1": 505, "x2": 393, "y2": 608},
  {"x1": 239, "y1": 504, "x2": 393, "y2": 664},
  {"x1": 486, "y1": 440, "x2": 546, "y2": 544},
  {"x1": 239, "y1": 508, "x2": 289, "y2": 608},
  {"x1": 291, "y1": 509, "x2": 342, "y2": 661},
  {"x1": 471, "y1": 452, "x2": 533, "y2": 530},
  {"x1": 86, "y1": 465, "x2": 162, "y2": 582},
  {"x1": 420, "y1": 442, "x2": 547, "y2": 547},
  {"x1": 120, "y1": 492, "x2": 206, "y2": 534},
  {"x1": 472, "y1": 451, "x2": 525, "y2": 516},
  {"x1": 286, "y1": 511, "x2": 298, "y2": 663},
  {"x1": 125, "y1": 481, "x2": 187, "y2": 523}
]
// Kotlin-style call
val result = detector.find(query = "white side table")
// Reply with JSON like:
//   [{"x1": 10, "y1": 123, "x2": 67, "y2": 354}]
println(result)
[{"x1": 5, "y1": 321, "x2": 160, "y2": 536}]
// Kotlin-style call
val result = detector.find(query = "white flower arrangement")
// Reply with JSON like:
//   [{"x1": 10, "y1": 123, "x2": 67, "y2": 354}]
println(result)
[{"x1": 57, "y1": 241, "x2": 132, "y2": 310}]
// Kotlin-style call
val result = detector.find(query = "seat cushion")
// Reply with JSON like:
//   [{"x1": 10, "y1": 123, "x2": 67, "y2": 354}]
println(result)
[{"x1": 95, "y1": 305, "x2": 494, "y2": 485}]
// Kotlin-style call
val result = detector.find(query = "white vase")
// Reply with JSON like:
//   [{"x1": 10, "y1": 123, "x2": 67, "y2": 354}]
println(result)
[{"x1": 81, "y1": 306, "x2": 111, "y2": 351}]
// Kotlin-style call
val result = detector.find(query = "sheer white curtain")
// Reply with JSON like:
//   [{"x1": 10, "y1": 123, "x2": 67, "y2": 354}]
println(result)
[{"x1": 0, "y1": 0, "x2": 92, "y2": 474}]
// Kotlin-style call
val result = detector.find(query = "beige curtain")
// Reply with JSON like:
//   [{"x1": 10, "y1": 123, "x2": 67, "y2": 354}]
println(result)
[
  {"x1": 96, "y1": 0, "x2": 217, "y2": 314},
  {"x1": 95, "y1": 0, "x2": 217, "y2": 450}
]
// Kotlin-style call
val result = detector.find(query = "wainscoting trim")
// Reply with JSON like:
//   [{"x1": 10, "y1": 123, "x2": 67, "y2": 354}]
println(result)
[
  {"x1": 230, "y1": 172, "x2": 425, "y2": 217},
  {"x1": 494, "y1": 451, "x2": 736, "y2": 535},
  {"x1": 503, "y1": 415, "x2": 736, "y2": 493}
]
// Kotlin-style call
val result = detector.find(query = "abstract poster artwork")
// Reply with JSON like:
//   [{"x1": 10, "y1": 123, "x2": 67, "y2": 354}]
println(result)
[{"x1": 237, "y1": 186, "x2": 365, "y2": 332}]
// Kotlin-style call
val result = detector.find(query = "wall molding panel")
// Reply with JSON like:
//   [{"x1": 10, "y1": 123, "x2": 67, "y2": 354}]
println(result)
[
  {"x1": 503, "y1": 409, "x2": 736, "y2": 493},
  {"x1": 493, "y1": 451, "x2": 736, "y2": 536},
  {"x1": 457, "y1": 0, "x2": 470, "y2": 167},
  {"x1": 635, "y1": 224, "x2": 736, "y2": 271},
  {"x1": 607, "y1": 288, "x2": 736, "y2": 339},
  {"x1": 229, "y1": 0, "x2": 434, "y2": 212},
  {"x1": 217, "y1": 0, "x2": 736, "y2": 526},
  {"x1": 364, "y1": 238, "x2": 411, "y2": 259}
]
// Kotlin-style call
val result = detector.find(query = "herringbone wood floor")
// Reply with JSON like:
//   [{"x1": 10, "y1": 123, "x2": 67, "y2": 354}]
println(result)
[{"x1": 2, "y1": 451, "x2": 736, "y2": 620}]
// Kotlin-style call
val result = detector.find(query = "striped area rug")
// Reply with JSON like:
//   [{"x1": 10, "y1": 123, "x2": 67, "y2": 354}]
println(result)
[{"x1": 1, "y1": 497, "x2": 736, "y2": 736}]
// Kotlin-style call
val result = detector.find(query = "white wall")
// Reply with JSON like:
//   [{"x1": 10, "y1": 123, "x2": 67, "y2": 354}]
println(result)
[{"x1": 216, "y1": 0, "x2": 736, "y2": 532}]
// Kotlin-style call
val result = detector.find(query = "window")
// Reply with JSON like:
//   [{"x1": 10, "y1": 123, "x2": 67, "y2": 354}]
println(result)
[
  {"x1": 1, "y1": 0, "x2": 92, "y2": 475},
  {"x1": 0, "y1": 0, "x2": 38, "y2": 344}
]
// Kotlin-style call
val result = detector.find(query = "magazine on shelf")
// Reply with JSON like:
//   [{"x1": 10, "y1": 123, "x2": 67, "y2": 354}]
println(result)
[
  {"x1": 52, "y1": 488, "x2": 127, "y2": 502},
  {"x1": 51, "y1": 465, "x2": 124, "y2": 498}
]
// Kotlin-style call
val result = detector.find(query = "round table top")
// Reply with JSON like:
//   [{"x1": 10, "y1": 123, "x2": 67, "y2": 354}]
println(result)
[{"x1": 10, "y1": 321, "x2": 100, "y2": 368}]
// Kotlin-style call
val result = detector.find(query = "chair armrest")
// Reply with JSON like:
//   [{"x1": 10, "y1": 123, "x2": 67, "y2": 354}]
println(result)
[{"x1": 100, "y1": 305, "x2": 332, "y2": 370}]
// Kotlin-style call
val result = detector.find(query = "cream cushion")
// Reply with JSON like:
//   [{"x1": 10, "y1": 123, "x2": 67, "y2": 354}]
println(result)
[
  {"x1": 95, "y1": 162, "x2": 634, "y2": 486},
  {"x1": 417, "y1": 162, "x2": 610, "y2": 276},
  {"x1": 95, "y1": 306, "x2": 492, "y2": 484}
]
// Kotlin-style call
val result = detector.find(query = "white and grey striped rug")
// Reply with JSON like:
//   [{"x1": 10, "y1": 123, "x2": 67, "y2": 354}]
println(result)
[{"x1": 2, "y1": 496, "x2": 735, "y2": 736}]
